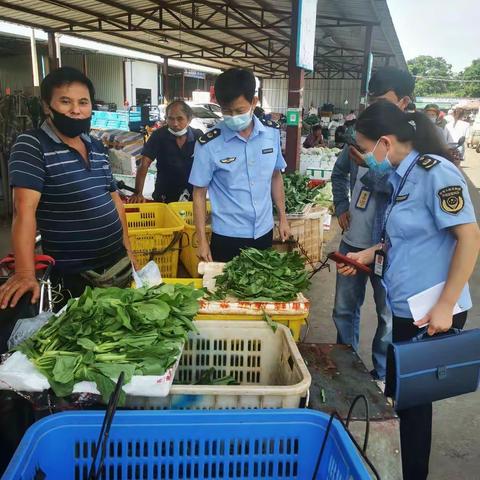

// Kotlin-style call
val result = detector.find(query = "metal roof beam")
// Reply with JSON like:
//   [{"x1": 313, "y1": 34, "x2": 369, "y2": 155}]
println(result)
[
  {"x1": 88, "y1": 0, "x2": 289, "y2": 70},
  {"x1": 37, "y1": 0, "x2": 277, "y2": 72},
  {"x1": 315, "y1": 14, "x2": 379, "y2": 26},
  {"x1": 0, "y1": 7, "x2": 242, "y2": 72}
]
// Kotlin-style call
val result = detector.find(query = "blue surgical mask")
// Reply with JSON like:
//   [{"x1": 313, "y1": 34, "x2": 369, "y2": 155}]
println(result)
[
  {"x1": 223, "y1": 110, "x2": 253, "y2": 132},
  {"x1": 364, "y1": 139, "x2": 392, "y2": 173}
]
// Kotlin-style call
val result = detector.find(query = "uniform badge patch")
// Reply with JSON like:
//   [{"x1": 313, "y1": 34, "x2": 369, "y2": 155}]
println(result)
[
  {"x1": 260, "y1": 117, "x2": 280, "y2": 129},
  {"x1": 417, "y1": 156, "x2": 440, "y2": 170},
  {"x1": 395, "y1": 194, "x2": 409, "y2": 203},
  {"x1": 198, "y1": 128, "x2": 221, "y2": 145},
  {"x1": 220, "y1": 157, "x2": 237, "y2": 164},
  {"x1": 438, "y1": 186, "x2": 464, "y2": 214},
  {"x1": 262, "y1": 148, "x2": 274, "y2": 154}
]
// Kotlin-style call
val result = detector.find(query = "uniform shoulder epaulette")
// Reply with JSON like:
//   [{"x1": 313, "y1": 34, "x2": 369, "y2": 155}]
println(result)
[
  {"x1": 260, "y1": 117, "x2": 280, "y2": 129},
  {"x1": 417, "y1": 155, "x2": 440, "y2": 171},
  {"x1": 198, "y1": 128, "x2": 221, "y2": 145}
]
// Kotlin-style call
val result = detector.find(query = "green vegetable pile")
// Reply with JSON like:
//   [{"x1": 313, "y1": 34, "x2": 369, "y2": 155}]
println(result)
[
  {"x1": 16, "y1": 284, "x2": 203, "y2": 402},
  {"x1": 313, "y1": 181, "x2": 333, "y2": 208},
  {"x1": 283, "y1": 173, "x2": 323, "y2": 214},
  {"x1": 210, "y1": 248, "x2": 310, "y2": 302},
  {"x1": 175, "y1": 367, "x2": 239, "y2": 386}
]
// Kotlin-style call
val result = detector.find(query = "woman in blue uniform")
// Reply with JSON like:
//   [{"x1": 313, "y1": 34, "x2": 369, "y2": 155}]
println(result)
[{"x1": 337, "y1": 100, "x2": 480, "y2": 480}]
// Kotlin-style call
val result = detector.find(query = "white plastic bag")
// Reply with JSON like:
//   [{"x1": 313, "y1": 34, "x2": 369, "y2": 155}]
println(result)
[
  {"x1": 132, "y1": 261, "x2": 162, "y2": 288},
  {"x1": 7, "y1": 312, "x2": 54, "y2": 350}
]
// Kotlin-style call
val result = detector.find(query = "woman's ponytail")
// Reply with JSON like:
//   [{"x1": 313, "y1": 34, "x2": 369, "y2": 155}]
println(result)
[
  {"x1": 356, "y1": 101, "x2": 454, "y2": 162},
  {"x1": 406, "y1": 111, "x2": 453, "y2": 161}
]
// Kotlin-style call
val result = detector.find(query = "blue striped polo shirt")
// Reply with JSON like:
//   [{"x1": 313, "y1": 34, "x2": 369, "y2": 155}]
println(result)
[{"x1": 9, "y1": 122, "x2": 125, "y2": 273}]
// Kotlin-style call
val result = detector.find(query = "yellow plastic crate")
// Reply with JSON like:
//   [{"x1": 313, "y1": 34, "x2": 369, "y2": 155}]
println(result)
[
  {"x1": 168, "y1": 202, "x2": 212, "y2": 278},
  {"x1": 162, "y1": 278, "x2": 307, "y2": 341},
  {"x1": 124, "y1": 203, "x2": 184, "y2": 277}
]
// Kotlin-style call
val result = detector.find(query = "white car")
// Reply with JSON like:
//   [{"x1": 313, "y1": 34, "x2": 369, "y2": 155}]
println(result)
[
  {"x1": 194, "y1": 103, "x2": 223, "y2": 117},
  {"x1": 189, "y1": 105, "x2": 222, "y2": 133}
]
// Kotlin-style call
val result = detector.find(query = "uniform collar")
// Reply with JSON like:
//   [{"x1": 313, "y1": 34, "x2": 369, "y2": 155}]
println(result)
[
  {"x1": 395, "y1": 149, "x2": 420, "y2": 178},
  {"x1": 222, "y1": 114, "x2": 265, "y2": 142},
  {"x1": 40, "y1": 120, "x2": 92, "y2": 144}
]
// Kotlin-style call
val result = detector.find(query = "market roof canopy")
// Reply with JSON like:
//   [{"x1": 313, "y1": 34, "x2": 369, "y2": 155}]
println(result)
[{"x1": 0, "y1": 0, "x2": 406, "y2": 77}]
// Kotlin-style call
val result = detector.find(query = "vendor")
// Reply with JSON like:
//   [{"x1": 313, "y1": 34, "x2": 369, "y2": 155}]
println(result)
[
  {"x1": 128, "y1": 100, "x2": 203, "y2": 203},
  {"x1": 303, "y1": 125, "x2": 325, "y2": 148},
  {"x1": 0, "y1": 67, "x2": 136, "y2": 308},
  {"x1": 189, "y1": 68, "x2": 290, "y2": 262}
]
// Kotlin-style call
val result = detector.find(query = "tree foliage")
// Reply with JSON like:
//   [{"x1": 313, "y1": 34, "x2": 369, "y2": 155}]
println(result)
[
  {"x1": 407, "y1": 56, "x2": 455, "y2": 96},
  {"x1": 460, "y1": 59, "x2": 480, "y2": 97},
  {"x1": 407, "y1": 55, "x2": 480, "y2": 98}
]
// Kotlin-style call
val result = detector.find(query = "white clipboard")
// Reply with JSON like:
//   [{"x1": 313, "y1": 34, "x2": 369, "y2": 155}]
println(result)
[{"x1": 407, "y1": 282, "x2": 464, "y2": 322}]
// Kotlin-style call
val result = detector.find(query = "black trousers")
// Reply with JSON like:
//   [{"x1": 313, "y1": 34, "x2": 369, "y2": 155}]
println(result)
[
  {"x1": 392, "y1": 311, "x2": 468, "y2": 480},
  {"x1": 210, "y1": 230, "x2": 273, "y2": 262}
]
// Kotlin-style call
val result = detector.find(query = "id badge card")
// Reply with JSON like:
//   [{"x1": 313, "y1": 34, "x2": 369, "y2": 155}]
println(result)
[
  {"x1": 374, "y1": 249, "x2": 386, "y2": 278},
  {"x1": 355, "y1": 187, "x2": 372, "y2": 210}
]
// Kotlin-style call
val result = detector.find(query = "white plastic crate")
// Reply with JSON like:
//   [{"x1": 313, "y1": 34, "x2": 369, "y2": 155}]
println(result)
[{"x1": 126, "y1": 321, "x2": 311, "y2": 410}]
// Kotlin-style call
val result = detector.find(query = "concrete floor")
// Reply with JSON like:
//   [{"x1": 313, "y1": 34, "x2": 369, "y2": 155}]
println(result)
[{"x1": 306, "y1": 149, "x2": 480, "y2": 480}]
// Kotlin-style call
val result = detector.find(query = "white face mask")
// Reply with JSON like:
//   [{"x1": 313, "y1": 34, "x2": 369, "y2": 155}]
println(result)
[{"x1": 168, "y1": 126, "x2": 188, "y2": 137}]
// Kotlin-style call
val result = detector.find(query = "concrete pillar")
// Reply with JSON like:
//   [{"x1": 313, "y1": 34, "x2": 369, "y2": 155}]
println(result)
[
  {"x1": 82, "y1": 54, "x2": 88, "y2": 76},
  {"x1": 29, "y1": 28, "x2": 40, "y2": 94},
  {"x1": 47, "y1": 32, "x2": 58, "y2": 72},
  {"x1": 359, "y1": 25, "x2": 373, "y2": 112},
  {"x1": 162, "y1": 57, "x2": 170, "y2": 103},
  {"x1": 285, "y1": 0, "x2": 305, "y2": 172}
]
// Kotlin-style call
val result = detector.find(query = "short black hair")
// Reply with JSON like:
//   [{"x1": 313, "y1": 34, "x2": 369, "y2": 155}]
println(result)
[
  {"x1": 214, "y1": 68, "x2": 256, "y2": 106},
  {"x1": 40, "y1": 67, "x2": 95, "y2": 104},
  {"x1": 368, "y1": 67, "x2": 415, "y2": 100},
  {"x1": 406, "y1": 102, "x2": 416, "y2": 112},
  {"x1": 312, "y1": 125, "x2": 322, "y2": 132},
  {"x1": 166, "y1": 100, "x2": 193, "y2": 119}
]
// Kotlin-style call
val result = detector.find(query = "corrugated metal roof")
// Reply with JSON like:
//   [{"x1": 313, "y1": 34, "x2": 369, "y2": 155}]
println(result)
[{"x1": 0, "y1": 0, "x2": 406, "y2": 76}]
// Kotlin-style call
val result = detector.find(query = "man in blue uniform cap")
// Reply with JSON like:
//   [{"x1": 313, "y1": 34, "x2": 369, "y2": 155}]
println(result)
[
  {"x1": 189, "y1": 68, "x2": 290, "y2": 262},
  {"x1": 331, "y1": 67, "x2": 416, "y2": 381}
]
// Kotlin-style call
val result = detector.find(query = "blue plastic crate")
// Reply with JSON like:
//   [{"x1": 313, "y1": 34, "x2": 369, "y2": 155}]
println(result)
[{"x1": 3, "y1": 409, "x2": 372, "y2": 480}]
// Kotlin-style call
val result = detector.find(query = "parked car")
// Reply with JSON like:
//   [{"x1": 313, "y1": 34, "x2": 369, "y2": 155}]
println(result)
[
  {"x1": 194, "y1": 102, "x2": 223, "y2": 117},
  {"x1": 190, "y1": 105, "x2": 222, "y2": 132}
]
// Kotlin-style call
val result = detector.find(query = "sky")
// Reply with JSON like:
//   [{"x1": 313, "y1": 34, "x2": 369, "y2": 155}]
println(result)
[{"x1": 387, "y1": 0, "x2": 479, "y2": 72}]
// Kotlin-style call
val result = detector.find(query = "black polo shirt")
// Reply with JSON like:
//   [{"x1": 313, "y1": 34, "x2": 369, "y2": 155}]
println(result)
[
  {"x1": 8, "y1": 122, "x2": 124, "y2": 274},
  {"x1": 141, "y1": 126, "x2": 202, "y2": 202}
]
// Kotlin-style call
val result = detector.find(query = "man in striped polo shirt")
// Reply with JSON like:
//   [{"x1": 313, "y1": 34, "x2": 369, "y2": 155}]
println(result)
[{"x1": 0, "y1": 67, "x2": 136, "y2": 309}]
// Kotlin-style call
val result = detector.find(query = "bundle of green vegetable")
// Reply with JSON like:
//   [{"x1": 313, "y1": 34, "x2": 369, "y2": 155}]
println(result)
[
  {"x1": 16, "y1": 284, "x2": 203, "y2": 402},
  {"x1": 210, "y1": 248, "x2": 310, "y2": 302},
  {"x1": 283, "y1": 172, "x2": 323, "y2": 214}
]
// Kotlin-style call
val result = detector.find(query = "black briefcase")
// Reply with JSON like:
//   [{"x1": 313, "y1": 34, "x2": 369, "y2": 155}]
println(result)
[{"x1": 386, "y1": 328, "x2": 480, "y2": 410}]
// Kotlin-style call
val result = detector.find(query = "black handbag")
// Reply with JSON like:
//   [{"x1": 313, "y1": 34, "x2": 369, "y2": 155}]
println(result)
[{"x1": 386, "y1": 328, "x2": 480, "y2": 410}]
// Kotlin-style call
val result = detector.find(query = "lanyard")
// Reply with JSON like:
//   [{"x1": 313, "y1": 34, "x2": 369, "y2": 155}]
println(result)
[{"x1": 380, "y1": 155, "x2": 420, "y2": 243}]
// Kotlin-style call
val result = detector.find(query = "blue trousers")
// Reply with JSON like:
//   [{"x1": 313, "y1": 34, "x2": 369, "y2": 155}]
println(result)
[{"x1": 332, "y1": 240, "x2": 392, "y2": 379}]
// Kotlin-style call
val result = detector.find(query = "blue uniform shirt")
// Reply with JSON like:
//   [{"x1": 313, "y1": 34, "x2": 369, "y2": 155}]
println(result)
[
  {"x1": 384, "y1": 150, "x2": 476, "y2": 317},
  {"x1": 189, "y1": 115, "x2": 286, "y2": 239}
]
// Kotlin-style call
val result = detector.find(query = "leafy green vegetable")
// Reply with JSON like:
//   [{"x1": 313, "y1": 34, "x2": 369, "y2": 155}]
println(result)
[
  {"x1": 175, "y1": 367, "x2": 239, "y2": 386},
  {"x1": 210, "y1": 248, "x2": 310, "y2": 302},
  {"x1": 283, "y1": 173, "x2": 324, "y2": 214},
  {"x1": 16, "y1": 284, "x2": 203, "y2": 403},
  {"x1": 263, "y1": 312, "x2": 278, "y2": 333}
]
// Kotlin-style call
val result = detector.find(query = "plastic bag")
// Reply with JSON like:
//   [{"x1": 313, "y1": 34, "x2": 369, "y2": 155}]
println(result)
[
  {"x1": 132, "y1": 261, "x2": 162, "y2": 288},
  {"x1": 7, "y1": 311, "x2": 53, "y2": 350}
]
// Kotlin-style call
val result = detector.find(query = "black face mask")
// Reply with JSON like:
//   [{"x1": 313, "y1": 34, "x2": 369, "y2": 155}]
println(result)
[{"x1": 49, "y1": 106, "x2": 91, "y2": 138}]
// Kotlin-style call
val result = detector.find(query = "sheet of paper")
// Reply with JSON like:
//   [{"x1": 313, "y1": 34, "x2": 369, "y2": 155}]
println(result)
[{"x1": 407, "y1": 282, "x2": 463, "y2": 322}]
